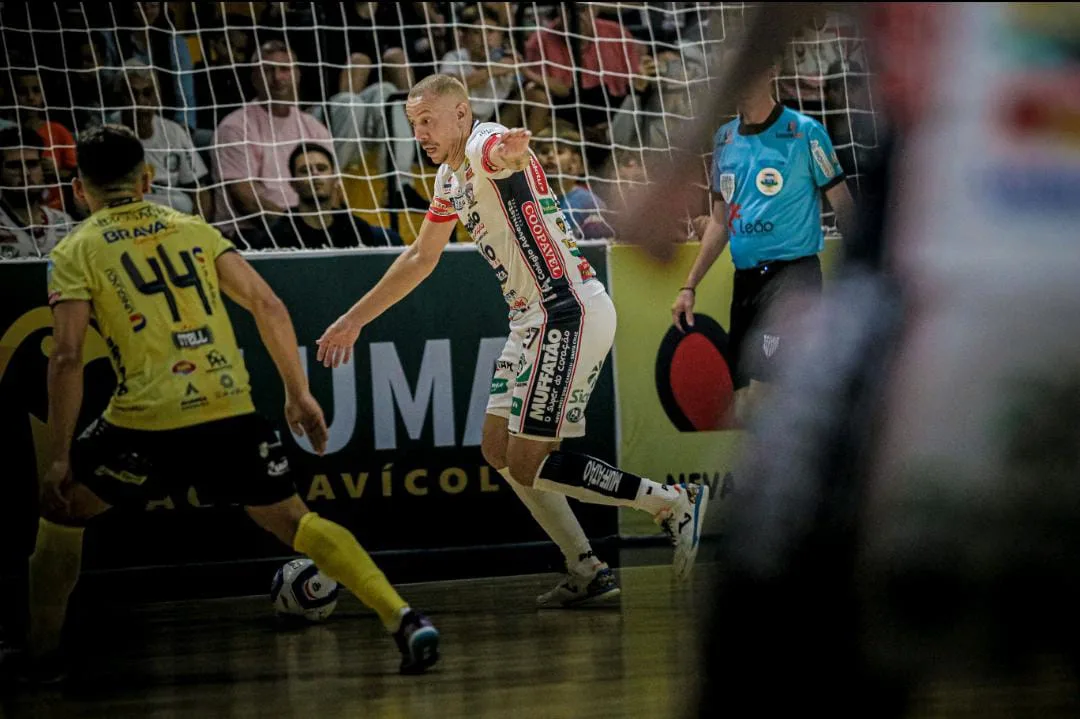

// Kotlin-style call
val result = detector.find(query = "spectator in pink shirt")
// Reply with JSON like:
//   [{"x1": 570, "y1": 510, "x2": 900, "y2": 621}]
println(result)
[
  {"x1": 523, "y1": 5, "x2": 643, "y2": 143},
  {"x1": 211, "y1": 39, "x2": 332, "y2": 242}
]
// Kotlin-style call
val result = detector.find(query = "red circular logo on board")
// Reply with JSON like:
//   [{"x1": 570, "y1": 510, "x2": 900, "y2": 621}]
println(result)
[{"x1": 655, "y1": 314, "x2": 737, "y2": 431}]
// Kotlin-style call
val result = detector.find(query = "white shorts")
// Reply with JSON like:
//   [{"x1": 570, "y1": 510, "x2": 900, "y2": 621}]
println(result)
[{"x1": 486, "y1": 289, "x2": 617, "y2": 441}]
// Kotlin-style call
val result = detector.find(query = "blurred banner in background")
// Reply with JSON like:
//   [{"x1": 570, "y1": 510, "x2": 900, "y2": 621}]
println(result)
[
  {"x1": 0, "y1": 247, "x2": 617, "y2": 587},
  {"x1": 608, "y1": 240, "x2": 842, "y2": 538}
]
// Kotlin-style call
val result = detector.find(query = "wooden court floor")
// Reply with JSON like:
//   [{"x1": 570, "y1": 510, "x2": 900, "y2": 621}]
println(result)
[{"x1": 2, "y1": 559, "x2": 716, "y2": 719}]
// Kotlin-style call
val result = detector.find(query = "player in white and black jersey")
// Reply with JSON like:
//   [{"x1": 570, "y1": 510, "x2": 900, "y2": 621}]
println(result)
[{"x1": 316, "y1": 75, "x2": 709, "y2": 605}]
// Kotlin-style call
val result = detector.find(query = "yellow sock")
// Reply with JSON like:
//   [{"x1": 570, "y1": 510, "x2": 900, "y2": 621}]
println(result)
[
  {"x1": 292, "y1": 513, "x2": 408, "y2": 631},
  {"x1": 28, "y1": 517, "x2": 85, "y2": 657}
]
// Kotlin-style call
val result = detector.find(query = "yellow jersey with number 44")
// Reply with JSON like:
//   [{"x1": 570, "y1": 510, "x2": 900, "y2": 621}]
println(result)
[{"x1": 47, "y1": 200, "x2": 255, "y2": 430}]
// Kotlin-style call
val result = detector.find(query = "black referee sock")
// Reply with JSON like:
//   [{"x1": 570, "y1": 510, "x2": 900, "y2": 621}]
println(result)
[{"x1": 534, "y1": 451, "x2": 681, "y2": 514}]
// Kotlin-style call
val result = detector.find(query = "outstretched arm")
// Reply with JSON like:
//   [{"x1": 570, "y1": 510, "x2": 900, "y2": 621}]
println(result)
[
  {"x1": 486, "y1": 128, "x2": 533, "y2": 172},
  {"x1": 316, "y1": 216, "x2": 457, "y2": 368},
  {"x1": 217, "y1": 251, "x2": 328, "y2": 454}
]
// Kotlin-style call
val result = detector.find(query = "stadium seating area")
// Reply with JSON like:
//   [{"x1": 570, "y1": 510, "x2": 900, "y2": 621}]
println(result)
[{"x1": 0, "y1": 2, "x2": 874, "y2": 255}]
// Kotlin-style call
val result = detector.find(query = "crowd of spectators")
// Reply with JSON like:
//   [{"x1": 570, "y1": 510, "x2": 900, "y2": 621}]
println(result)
[{"x1": 0, "y1": 2, "x2": 872, "y2": 258}]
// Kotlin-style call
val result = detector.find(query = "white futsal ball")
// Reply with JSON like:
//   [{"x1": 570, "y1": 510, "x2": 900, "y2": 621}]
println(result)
[{"x1": 270, "y1": 558, "x2": 339, "y2": 622}]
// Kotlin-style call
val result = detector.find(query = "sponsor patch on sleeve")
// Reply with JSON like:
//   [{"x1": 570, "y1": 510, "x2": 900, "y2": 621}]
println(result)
[
  {"x1": 811, "y1": 139, "x2": 836, "y2": 180},
  {"x1": 719, "y1": 173, "x2": 736, "y2": 203}
]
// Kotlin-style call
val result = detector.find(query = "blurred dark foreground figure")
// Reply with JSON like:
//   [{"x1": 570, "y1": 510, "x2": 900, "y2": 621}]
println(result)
[
  {"x1": 697, "y1": 4, "x2": 1080, "y2": 715},
  {"x1": 697, "y1": 131, "x2": 913, "y2": 717},
  {"x1": 700, "y1": 132, "x2": 1080, "y2": 719}
]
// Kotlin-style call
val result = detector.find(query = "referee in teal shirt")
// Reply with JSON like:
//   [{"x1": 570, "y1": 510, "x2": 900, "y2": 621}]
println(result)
[{"x1": 672, "y1": 62, "x2": 856, "y2": 425}]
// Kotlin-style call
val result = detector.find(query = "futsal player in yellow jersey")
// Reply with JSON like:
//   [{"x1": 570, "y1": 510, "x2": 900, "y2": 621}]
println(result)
[{"x1": 24, "y1": 125, "x2": 439, "y2": 680}]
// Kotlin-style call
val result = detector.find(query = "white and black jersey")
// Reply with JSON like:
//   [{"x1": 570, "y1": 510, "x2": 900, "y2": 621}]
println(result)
[{"x1": 425, "y1": 121, "x2": 604, "y2": 325}]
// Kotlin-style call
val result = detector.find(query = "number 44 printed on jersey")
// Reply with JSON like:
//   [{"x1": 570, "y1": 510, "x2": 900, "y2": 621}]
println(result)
[{"x1": 121, "y1": 245, "x2": 214, "y2": 323}]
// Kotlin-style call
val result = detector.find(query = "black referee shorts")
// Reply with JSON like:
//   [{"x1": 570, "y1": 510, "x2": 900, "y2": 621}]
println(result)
[
  {"x1": 72, "y1": 413, "x2": 297, "y2": 510},
  {"x1": 729, "y1": 255, "x2": 823, "y2": 389}
]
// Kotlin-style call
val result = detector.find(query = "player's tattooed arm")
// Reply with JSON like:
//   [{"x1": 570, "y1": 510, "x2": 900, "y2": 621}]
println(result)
[
  {"x1": 47, "y1": 300, "x2": 90, "y2": 459},
  {"x1": 44, "y1": 299, "x2": 91, "y2": 510},
  {"x1": 218, "y1": 252, "x2": 307, "y2": 397},
  {"x1": 217, "y1": 252, "x2": 328, "y2": 454},
  {"x1": 487, "y1": 128, "x2": 533, "y2": 172}
]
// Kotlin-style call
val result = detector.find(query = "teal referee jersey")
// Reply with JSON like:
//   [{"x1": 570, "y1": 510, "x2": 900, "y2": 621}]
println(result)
[{"x1": 712, "y1": 104, "x2": 845, "y2": 270}]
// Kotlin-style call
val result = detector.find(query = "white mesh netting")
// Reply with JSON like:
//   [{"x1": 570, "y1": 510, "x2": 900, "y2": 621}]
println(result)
[{"x1": 0, "y1": 2, "x2": 878, "y2": 257}]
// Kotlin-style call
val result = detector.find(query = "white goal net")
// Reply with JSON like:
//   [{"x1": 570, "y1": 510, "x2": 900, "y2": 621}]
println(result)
[{"x1": 0, "y1": 2, "x2": 878, "y2": 257}]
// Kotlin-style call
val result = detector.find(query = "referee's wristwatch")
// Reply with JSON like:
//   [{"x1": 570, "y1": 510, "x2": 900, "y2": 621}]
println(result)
[{"x1": 680, "y1": 286, "x2": 696, "y2": 295}]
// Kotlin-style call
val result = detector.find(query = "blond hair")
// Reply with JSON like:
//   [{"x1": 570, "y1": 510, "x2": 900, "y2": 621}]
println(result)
[{"x1": 408, "y1": 74, "x2": 469, "y2": 103}]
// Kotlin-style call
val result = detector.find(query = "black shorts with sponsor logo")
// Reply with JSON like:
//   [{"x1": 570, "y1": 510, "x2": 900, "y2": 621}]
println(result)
[
  {"x1": 729, "y1": 254, "x2": 822, "y2": 389},
  {"x1": 72, "y1": 412, "x2": 296, "y2": 509}
]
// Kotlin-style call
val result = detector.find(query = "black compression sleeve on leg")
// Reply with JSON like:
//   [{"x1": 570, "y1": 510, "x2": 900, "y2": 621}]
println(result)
[{"x1": 539, "y1": 451, "x2": 642, "y2": 501}]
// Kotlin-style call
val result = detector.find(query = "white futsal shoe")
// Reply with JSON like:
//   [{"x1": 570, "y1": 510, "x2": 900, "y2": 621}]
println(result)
[
  {"x1": 537, "y1": 558, "x2": 621, "y2": 608},
  {"x1": 655, "y1": 483, "x2": 710, "y2": 581}
]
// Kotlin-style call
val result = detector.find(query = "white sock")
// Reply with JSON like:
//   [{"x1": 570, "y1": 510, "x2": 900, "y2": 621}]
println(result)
[
  {"x1": 632, "y1": 480, "x2": 682, "y2": 515},
  {"x1": 498, "y1": 467, "x2": 600, "y2": 572}
]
